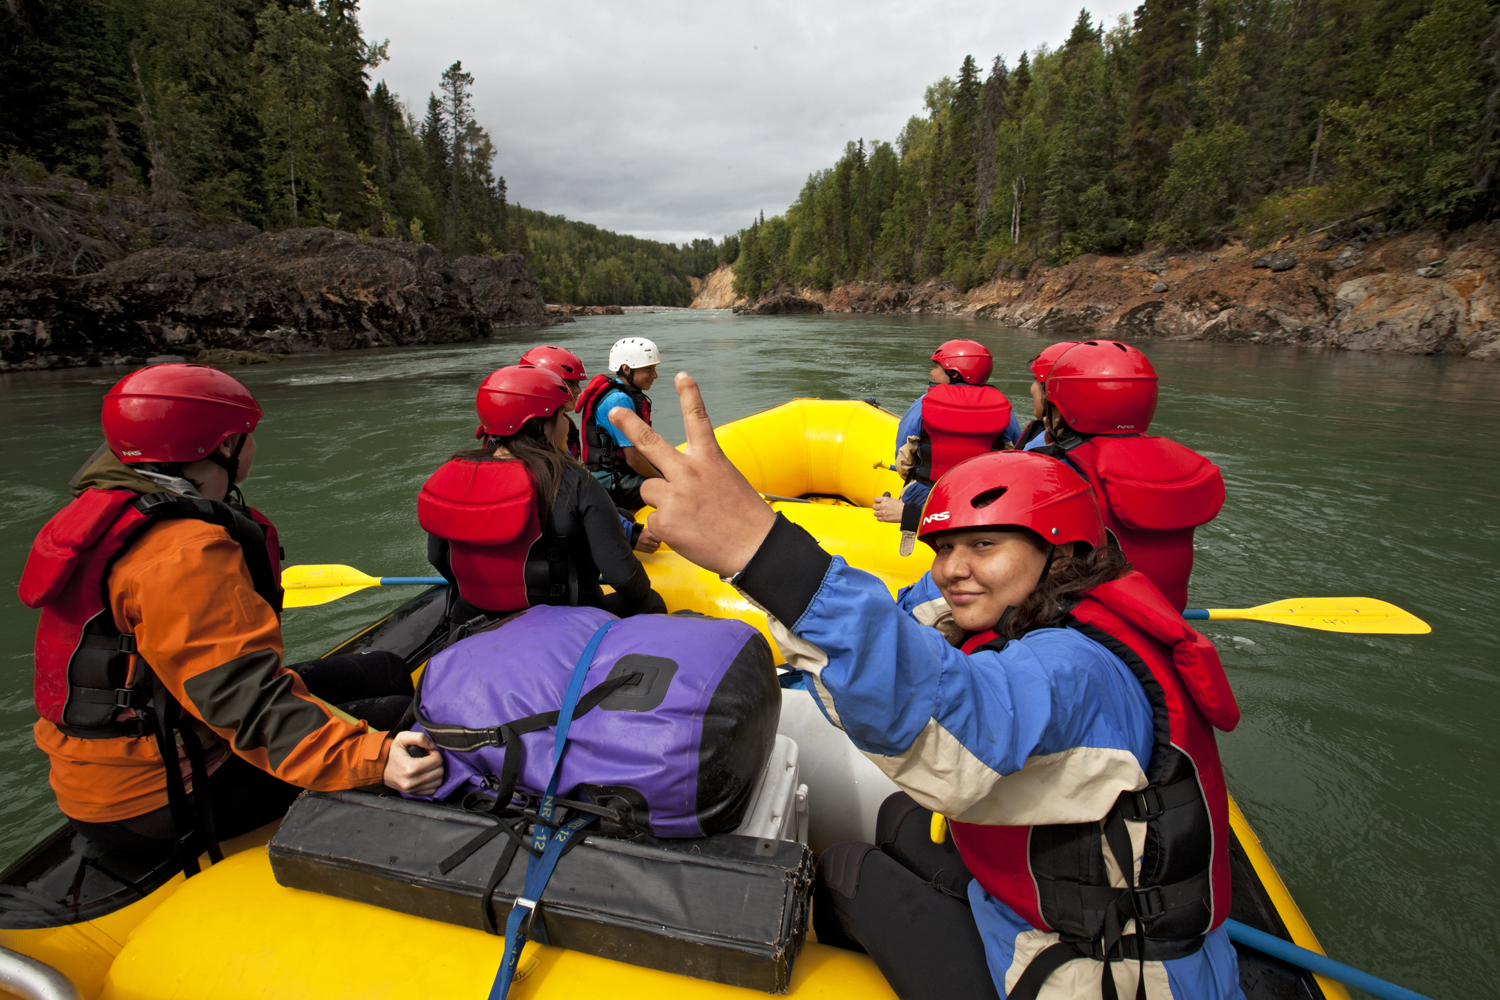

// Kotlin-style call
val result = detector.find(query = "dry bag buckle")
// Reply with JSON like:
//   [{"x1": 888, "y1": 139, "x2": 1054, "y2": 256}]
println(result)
[{"x1": 1123, "y1": 787, "x2": 1165, "y2": 822}]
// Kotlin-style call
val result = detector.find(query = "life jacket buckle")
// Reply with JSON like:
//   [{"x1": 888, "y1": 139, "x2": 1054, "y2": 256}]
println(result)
[
  {"x1": 1123, "y1": 786, "x2": 1165, "y2": 821},
  {"x1": 114, "y1": 686, "x2": 150, "y2": 709},
  {"x1": 135, "y1": 492, "x2": 177, "y2": 514},
  {"x1": 117, "y1": 633, "x2": 137, "y2": 655},
  {"x1": 1131, "y1": 885, "x2": 1166, "y2": 920}
]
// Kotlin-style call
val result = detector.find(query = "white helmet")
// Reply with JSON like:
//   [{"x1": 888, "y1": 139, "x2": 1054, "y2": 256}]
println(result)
[{"x1": 608, "y1": 337, "x2": 660, "y2": 373}]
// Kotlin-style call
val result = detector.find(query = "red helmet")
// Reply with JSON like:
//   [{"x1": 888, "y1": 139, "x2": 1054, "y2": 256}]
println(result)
[
  {"x1": 930, "y1": 339, "x2": 993, "y2": 385},
  {"x1": 1045, "y1": 340, "x2": 1158, "y2": 435},
  {"x1": 102, "y1": 363, "x2": 262, "y2": 464},
  {"x1": 476, "y1": 365, "x2": 572, "y2": 437},
  {"x1": 1027, "y1": 340, "x2": 1080, "y2": 383},
  {"x1": 916, "y1": 451, "x2": 1104, "y2": 550},
  {"x1": 519, "y1": 344, "x2": 586, "y2": 384}
]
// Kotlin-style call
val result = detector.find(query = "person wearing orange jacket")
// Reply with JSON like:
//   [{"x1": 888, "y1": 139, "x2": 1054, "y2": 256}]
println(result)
[{"x1": 19, "y1": 364, "x2": 442, "y2": 871}]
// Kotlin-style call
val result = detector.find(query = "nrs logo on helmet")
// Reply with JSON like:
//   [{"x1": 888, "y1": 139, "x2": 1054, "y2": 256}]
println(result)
[{"x1": 921, "y1": 511, "x2": 951, "y2": 526}]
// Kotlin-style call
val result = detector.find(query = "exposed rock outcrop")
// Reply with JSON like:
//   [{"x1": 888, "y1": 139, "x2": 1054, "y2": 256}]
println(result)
[
  {"x1": 732, "y1": 292, "x2": 824, "y2": 316},
  {"x1": 546, "y1": 303, "x2": 625, "y2": 317},
  {"x1": 689, "y1": 263, "x2": 740, "y2": 309},
  {"x1": 0, "y1": 228, "x2": 552, "y2": 371},
  {"x1": 790, "y1": 223, "x2": 1498, "y2": 360}
]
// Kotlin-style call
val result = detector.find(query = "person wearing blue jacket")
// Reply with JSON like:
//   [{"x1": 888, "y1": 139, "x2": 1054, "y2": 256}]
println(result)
[
  {"x1": 610, "y1": 374, "x2": 1245, "y2": 1000},
  {"x1": 874, "y1": 339, "x2": 1022, "y2": 529}
]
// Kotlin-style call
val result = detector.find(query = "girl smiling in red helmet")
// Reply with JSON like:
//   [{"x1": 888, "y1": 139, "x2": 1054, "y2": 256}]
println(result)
[{"x1": 609, "y1": 374, "x2": 1244, "y2": 1000}]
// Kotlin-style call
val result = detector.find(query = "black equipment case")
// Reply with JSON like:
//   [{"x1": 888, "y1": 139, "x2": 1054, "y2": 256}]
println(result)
[{"x1": 268, "y1": 790, "x2": 813, "y2": 993}]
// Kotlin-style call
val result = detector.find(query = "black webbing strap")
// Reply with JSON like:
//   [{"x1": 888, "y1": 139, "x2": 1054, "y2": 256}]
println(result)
[
  {"x1": 482, "y1": 831, "x2": 524, "y2": 934},
  {"x1": 1008, "y1": 940, "x2": 1084, "y2": 1000},
  {"x1": 148, "y1": 682, "x2": 222, "y2": 878},
  {"x1": 422, "y1": 670, "x2": 641, "y2": 876},
  {"x1": 1101, "y1": 805, "x2": 1148, "y2": 1000},
  {"x1": 176, "y1": 721, "x2": 223, "y2": 869}
]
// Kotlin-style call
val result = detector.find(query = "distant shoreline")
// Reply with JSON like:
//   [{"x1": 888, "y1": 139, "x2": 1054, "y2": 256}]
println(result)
[{"x1": 692, "y1": 223, "x2": 1499, "y2": 362}]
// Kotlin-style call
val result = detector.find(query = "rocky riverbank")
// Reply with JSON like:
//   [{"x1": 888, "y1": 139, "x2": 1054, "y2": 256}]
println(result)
[
  {"x1": 0, "y1": 227, "x2": 553, "y2": 372},
  {"x1": 693, "y1": 223, "x2": 1500, "y2": 361}
]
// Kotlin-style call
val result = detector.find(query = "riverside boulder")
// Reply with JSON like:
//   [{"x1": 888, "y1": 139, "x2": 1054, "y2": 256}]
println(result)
[{"x1": 0, "y1": 227, "x2": 552, "y2": 371}]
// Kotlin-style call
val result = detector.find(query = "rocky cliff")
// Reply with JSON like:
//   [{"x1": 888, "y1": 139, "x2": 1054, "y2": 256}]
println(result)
[
  {"x1": 690, "y1": 263, "x2": 740, "y2": 309},
  {"x1": 0, "y1": 227, "x2": 553, "y2": 371},
  {"x1": 694, "y1": 223, "x2": 1499, "y2": 361}
]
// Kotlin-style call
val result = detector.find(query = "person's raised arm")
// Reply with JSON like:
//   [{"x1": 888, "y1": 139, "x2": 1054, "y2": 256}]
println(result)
[{"x1": 608, "y1": 377, "x2": 1139, "y2": 823}]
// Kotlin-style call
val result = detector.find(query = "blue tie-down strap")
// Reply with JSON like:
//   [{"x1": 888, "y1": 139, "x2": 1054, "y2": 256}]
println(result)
[
  {"x1": 486, "y1": 619, "x2": 615, "y2": 1000},
  {"x1": 488, "y1": 813, "x2": 597, "y2": 1000}
]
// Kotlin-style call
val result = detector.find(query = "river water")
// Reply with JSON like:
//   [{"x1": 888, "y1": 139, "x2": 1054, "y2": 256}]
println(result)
[{"x1": 1, "y1": 311, "x2": 1495, "y2": 998}]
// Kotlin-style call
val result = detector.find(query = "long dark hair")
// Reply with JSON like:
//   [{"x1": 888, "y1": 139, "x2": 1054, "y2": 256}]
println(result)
[
  {"x1": 453, "y1": 416, "x2": 579, "y2": 507},
  {"x1": 1000, "y1": 541, "x2": 1131, "y2": 640}
]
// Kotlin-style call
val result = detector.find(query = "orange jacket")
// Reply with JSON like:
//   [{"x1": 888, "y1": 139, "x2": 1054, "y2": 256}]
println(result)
[{"x1": 34, "y1": 503, "x2": 392, "y2": 823}]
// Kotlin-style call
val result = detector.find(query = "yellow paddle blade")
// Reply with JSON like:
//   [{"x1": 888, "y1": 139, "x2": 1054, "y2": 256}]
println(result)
[
  {"x1": 1208, "y1": 597, "x2": 1431, "y2": 634},
  {"x1": 280, "y1": 564, "x2": 381, "y2": 609}
]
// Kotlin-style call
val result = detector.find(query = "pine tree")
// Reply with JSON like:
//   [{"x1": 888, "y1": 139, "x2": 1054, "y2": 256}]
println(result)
[
  {"x1": 253, "y1": 4, "x2": 332, "y2": 227},
  {"x1": 950, "y1": 54, "x2": 983, "y2": 218},
  {"x1": 975, "y1": 56, "x2": 1009, "y2": 231},
  {"x1": 438, "y1": 61, "x2": 474, "y2": 251},
  {"x1": 319, "y1": 0, "x2": 384, "y2": 228},
  {"x1": 1125, "y1": 0, "x2": 1200, "y2": 205},
  {"x1": 1473, "y1": 10, "x2": 1500, "y2": 210},
  {"x1": 421, "y1": 92, "x2": 449, "y2": 241}
]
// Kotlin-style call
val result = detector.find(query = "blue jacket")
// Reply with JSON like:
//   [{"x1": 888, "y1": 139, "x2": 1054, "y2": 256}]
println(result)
[{"x1": 738, "y1": 518, "x2": 1243, "y2": 999}]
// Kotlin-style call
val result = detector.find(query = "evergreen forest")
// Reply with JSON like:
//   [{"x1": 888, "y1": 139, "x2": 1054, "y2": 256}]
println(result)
[
  {"x1": 0, "y1": 0, "x2": 728, "y2": 304},
  {"x1": 733, "y1": 0, "x2": 1500, "y2": 300}
]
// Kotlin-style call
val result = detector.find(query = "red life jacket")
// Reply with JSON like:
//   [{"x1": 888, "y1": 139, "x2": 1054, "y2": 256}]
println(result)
[
  {"x1": 577, "y1": 374, "x2": 651, "y2": 478},
  {"x1": 418, "y1": 457, "x2": 574, "y2": 614},
  {"x1": 951, "y1": 572, "x2": 1238, "y2": 996},
  {"x1": 19, "y1": 489, "x2": 283, "y2": 735},
  {"x1": 912, "y1": 383, "x2": 1013, "y2": 487},
  {"x1": 1063, "y1": 435, "x2": 1225, "y2": 613}
]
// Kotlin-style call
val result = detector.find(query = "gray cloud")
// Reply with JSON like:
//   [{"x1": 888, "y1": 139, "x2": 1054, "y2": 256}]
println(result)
[{"x1": 360, "y1": 0, "x2": 1139, "y2": 243}]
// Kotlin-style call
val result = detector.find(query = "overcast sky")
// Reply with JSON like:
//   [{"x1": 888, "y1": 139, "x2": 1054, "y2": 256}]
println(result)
[{"x1": 360, "y1": 0, "x2": 1139, "y2": 245}]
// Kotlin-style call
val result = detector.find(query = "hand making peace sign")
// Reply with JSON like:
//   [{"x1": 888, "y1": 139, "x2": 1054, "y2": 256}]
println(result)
[{"x1": 608, "y1": 373, "x2": 776, "y2": 577}]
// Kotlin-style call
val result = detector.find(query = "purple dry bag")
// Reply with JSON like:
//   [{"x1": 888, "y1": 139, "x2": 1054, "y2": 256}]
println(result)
[{"x1": 413, "y1": 605, "x2": 779, "y2": 838}]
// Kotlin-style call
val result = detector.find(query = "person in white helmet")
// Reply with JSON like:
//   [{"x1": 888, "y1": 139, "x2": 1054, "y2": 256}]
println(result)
[{"x1": 575, "y1": 337, "x2": 663, "y2": 511}]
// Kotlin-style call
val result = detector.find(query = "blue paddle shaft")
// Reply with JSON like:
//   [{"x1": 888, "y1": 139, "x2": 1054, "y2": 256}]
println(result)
[
  {"x1": 378, "y1": 577, "x2": 449, "y2": 586},
  {"x1": 1182, "y1": 609, "x2": 1209, "y2": 619},
  {"x1": 1224, "y1": 919, "x2": 1431, "y2": 1000}
]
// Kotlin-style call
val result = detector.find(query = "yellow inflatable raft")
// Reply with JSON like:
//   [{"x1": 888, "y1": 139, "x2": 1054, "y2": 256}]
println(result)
[{"x1": 0, "y1": 399, "x2": 1349, "y2": 1000}]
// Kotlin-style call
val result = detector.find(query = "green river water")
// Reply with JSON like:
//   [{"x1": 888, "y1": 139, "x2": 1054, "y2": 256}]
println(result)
[{"x1": 1, "y1": 311, "x2": 1496, "y2": 998}]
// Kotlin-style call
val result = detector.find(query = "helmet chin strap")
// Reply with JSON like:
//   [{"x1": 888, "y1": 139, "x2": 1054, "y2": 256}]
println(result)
[{"x1": 207, "y1": 433, "x2": 247, "y2": 504}]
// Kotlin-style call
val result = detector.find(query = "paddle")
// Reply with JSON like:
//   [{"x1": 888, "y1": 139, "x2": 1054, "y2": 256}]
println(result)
[
  {"x1": 1184, "y1": 597, "x2": 1430, "y2": 634},
  {"x1": 281, "y1": 564, "x2": 447, "y2": 609},
  {"x1": 1225, "y1": 919, "x2": 1431, "y2": 1000}
]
